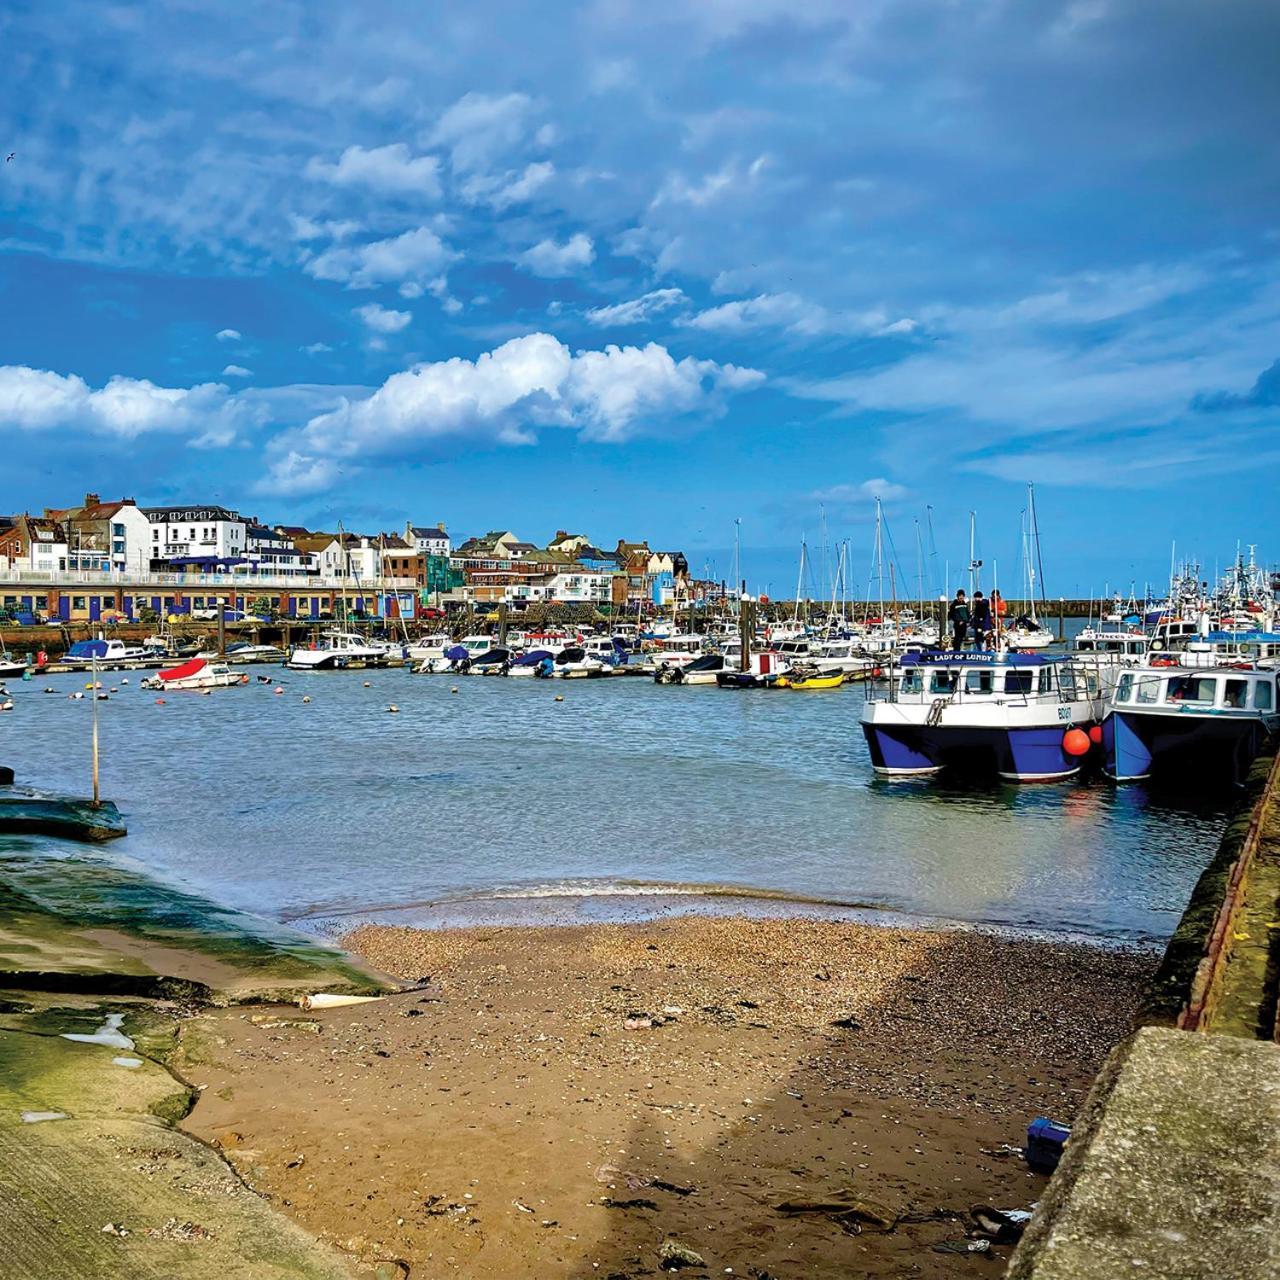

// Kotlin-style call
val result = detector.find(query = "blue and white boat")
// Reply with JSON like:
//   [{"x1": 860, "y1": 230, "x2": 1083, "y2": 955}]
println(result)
[
  {"x1": 861, "y1": 651, "x2": 1106, "y2": 782},
  {"x1": 1102, "y1": 664, "x2": 1279, "y2": 783}
]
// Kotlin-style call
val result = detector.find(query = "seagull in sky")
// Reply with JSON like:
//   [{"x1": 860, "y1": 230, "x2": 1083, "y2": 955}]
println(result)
[{"x1": 4, "y1": 154, "x2": 13, "y2": 163}]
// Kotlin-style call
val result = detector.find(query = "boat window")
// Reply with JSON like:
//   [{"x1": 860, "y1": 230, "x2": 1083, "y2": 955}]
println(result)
[
  {"x1": 1167, "y1": 675, "x2": 1216, "y2": 706},
  {"x1": 929, "y1": 670, "x2": 958, "y2": 694},
  {"x1": 1224, "y1": 679, "x2": 1248, "y2": 710},
  {"x1": 964, "y1": 670, "x2": 993, "y2": 694},
  {"x1": 1038, "y1": 667, "x2": 1053, "y2": 693},
  {"x1": 1004, "y1": 670, "x2": 1033, "y2": 695},
  {"x1": 1135, "y1": 675, "x2": 1162, "y2": 704},
  {"x1": 1255, "y1": 681, "x2": 1274, "y2": 712},
  {"x1": 1058, "y1": 668, "x2": 1078, "y2": 699},
  {"x1": 1116, "y1": 673, "x2": 1134, "y2": 702},
  {"x1": 1077, "y1": 639, "x2": 1094, "y2": 652},
  {"x1": 900, "y1": 670, "x2": 924, "y2": 694}
]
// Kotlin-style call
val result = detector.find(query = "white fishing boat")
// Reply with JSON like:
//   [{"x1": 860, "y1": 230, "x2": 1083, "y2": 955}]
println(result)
[
  {"x1": 141, "y1": 658, "x2": 248, "y2": 691},
  {"x1": 862, "y1": 650, "x2": 1106, "y2": 781},
  {"x1": 1103, "y1": 664, "x2": 1279, "y2": 783},
  {"x1": 1072, "y1": 627, "x2": 1149, "y2": 663},
  {"x1": 655, "y1": 651, "x2": 731, "y2": 685},
  {"x1": 0, "y1": 642, "x2": 27, "y2": 679}
]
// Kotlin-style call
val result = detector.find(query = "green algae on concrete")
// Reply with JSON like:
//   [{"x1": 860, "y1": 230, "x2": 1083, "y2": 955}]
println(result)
[
  {"x1": 0, "y1": 1021, "x2": 353, "y2": 1278},
  {"x1": 1007, "y1": 1026, "x2": 1280, "y2": 1280},
  {"x1": 1140, "y1": 752, "x2": 1275, "y2": 1028},
  {"x1": 0, "y1": 851, "x2": 393, "y2": 1003}
]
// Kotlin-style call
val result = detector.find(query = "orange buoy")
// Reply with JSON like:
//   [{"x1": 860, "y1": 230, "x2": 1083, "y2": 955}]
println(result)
[
  {"x1": 1088, "y1": 724, "x2": 1103, "y2": 745},
  {"x1": 1062, "y1": 728, "x2": 1091, "y2": 757},
  {"x1": 155, "y1": 698, "x2": 165, "y2": 705}
]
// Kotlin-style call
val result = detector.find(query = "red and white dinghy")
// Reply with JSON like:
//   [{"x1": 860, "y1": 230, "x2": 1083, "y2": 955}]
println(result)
[{"x1": 141, "y1": 658, "x2": 249, "y2": 691}]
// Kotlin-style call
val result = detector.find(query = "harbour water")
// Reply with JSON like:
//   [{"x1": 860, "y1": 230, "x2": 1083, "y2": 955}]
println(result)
[{"x1": 4, "y1": 652, "x2": 1230, "y2": 945}]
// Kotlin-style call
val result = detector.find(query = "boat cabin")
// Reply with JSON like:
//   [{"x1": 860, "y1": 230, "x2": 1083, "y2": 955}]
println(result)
[
  {"x1": 1073, "y1": 632, "x2": 1148, "y2": 658},
  {"x1": 1113, "y1": 669, "x2": 1276, "y2": 715},
  {"x1": 886, "y1": 652, "x2": 1100, "y2": 704}
]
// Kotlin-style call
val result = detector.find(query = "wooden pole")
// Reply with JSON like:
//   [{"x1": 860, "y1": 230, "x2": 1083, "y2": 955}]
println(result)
[{"x1": 90, "y1": 654, "x2": 100, "y2": 806}]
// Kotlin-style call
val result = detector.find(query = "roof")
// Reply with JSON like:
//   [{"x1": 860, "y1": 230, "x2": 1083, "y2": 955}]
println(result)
[
  {"x1": 409, "y1": 525, "x2": 448, "y2": 538},
  {"x1": 292, "y1": 533, "x2": 340, "y2": 553},
  {"x1": 507, "y1": 541, "x2": 540, "y2": 553},
  {"x1": 379, "y1": 536, "x2": 416, "y2": 551},
  {"x1": 142, "y1": 504, "x2": 240, "y2": 522}
]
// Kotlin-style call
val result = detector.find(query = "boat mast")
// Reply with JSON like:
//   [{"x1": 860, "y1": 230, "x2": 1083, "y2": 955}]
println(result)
[{"x1": 793, "y1": 539, "x2": 806, "y2": 624}]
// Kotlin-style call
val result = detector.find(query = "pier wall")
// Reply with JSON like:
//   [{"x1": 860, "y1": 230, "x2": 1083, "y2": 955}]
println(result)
[{"x1": 1008, "y1": 747, "x2": 1280, "y2": 1279}]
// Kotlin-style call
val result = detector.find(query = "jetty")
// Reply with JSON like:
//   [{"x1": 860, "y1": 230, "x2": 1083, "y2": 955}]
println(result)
[{"x1": 1010, "y1": 749, "x2": 1280, "y2": 1279}]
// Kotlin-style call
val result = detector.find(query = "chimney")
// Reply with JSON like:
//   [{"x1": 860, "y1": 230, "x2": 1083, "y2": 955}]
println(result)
[{"x1": 84, "y1": 493, "x2": 100, "y2": 507}]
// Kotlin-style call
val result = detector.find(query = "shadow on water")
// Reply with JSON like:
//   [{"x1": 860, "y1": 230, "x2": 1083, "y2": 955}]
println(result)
[{"x1": 556, "y1": 926, "x2": 1152, "y2": 1279}]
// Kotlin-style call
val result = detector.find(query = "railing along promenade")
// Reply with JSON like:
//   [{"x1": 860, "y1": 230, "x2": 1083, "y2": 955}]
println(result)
[{"x1": 0, "y1": 568, "x2": 419, "y2": 591}]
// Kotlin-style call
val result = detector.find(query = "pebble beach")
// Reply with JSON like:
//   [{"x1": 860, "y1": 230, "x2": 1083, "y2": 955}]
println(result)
[{"x1": 177, "y1": 915, "x2": 1154, "y2": 1278}]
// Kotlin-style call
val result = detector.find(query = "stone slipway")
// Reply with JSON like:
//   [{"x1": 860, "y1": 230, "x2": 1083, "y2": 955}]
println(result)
[
  {"x1": 0, "y1": 1018, "x2": 354, "y2": 1278},
  {"x1": 0, "y1": 849, "x2": 401, "y2": 1277}
]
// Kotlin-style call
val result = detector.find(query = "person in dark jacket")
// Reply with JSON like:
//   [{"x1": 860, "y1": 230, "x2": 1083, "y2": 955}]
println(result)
[
  {"x1": 971, "y1": 591, "x2": 994, "y2": 650},
  {"x1": 948, "y1": 590, "x2": 970, "y2": 649}
]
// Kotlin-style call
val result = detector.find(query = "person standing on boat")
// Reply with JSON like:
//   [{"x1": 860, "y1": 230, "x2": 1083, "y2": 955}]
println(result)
[
  {"x1": 971, "y1": 591, "x2": 993, "y2": 650},
  {"x1": 948, "y1": 590, "x2": 970, "y2": 650}
]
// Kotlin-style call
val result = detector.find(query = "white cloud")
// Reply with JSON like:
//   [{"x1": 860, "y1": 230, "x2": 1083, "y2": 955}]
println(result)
[
  {"x1": 305, "y1": 143, "x2": 442, "y2": 198},
  {"x1": 255, "y1": 450, "x2": 345, "y2": 497},
  {"x1": 356, "y1": 303, "x2": 412, "y2": 334},
  {"x1": 518, "y1": 233, "x2": 595, "y2": 278},
  {"x1": 221, "y1": 363, "x2": 252, "y2": 378},
  {"x1": 429, "y1": 91, "x2": 535, "y2": 172},
  {"x1": 459, "y1": 160, "x2": 555, "y2": 210},
  {"x1": 681, "y1": 292, "x2": 909, "y2": 338},
  {"x1": 0, "y1": 365, "x2": 246, "y2": 442},
  {"x1": 258, "y1": 333, "x2": 762, "y2": 494},
  {"x1": 812, "y1": 479, "x2": 909, "y2": 506},
  {"x1": 652, "y1": 155, "x2": 769, "y2": 209},
  {"x1": 215, "y1": 328, "x2": 241, "y2": 342},
  {"x1": 585, "y1": 288, "x2": 687, "y2": 327},
  {"x1": 290, "y1": 215, "x2": 360, "y2": 242},
  {"x1": 302, "y1": 342, "x2": 333, "y2": 355},
  {"x1": 304, "y1": 226, "x2": 455, "y2": 289}
]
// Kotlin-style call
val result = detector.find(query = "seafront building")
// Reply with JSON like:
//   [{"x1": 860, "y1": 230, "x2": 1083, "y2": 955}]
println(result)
[{"x1": 0, "y1": 491, "x2": 699, "y2": 623}]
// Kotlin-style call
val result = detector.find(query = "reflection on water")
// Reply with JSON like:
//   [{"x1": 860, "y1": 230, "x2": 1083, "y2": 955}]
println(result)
[{"x1": 3, "y1": 663, "x2": 1231, "y2": 943}]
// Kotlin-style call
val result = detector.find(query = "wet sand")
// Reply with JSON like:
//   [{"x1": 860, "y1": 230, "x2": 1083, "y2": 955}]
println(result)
[{"x1": 178, "y1": 916, "x2": 1154, "y2": 1278}]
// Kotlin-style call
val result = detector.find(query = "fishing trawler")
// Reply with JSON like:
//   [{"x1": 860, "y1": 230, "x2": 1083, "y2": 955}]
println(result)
[
  {"x1": 1103, "y1": 664, "x2": 1280, "y2": 783},
  {"x1": 861, "y1": 650, "x2": 1106, "y2": 781}
]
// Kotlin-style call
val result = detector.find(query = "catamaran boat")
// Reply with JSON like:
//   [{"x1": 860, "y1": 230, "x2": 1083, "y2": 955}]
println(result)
[
  {"x1": 862, "y1": 651, "x2": 1106, "y2": 782},
  {"x1": 287, "y1": 631, "x2": 391, "y2": 671},
  {"x1": 62, "y1": 638, "x2": 152, "y2": 669},
  {"x1": 141, "y1": 658, "x2": 248, "y2": 691},
  {"x1": 1103, "y1": 665, "x2": 1280, "y2": 783}
]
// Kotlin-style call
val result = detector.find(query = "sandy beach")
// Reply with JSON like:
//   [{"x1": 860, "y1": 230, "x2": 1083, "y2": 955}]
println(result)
[{"x1": 175, "y1": 915, "x2": 1153, "y2": 1278}]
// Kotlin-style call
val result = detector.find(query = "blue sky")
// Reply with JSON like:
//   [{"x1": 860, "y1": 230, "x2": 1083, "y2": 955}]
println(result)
[{"x1": 2, "y1": 0, "x2": 1278, "y2": 596}]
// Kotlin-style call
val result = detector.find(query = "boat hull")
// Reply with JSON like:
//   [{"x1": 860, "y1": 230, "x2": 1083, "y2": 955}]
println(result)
[
  {"x1": 862, "y1": 722, "x2": 1085, "y2": 781},
  {"x1": 1102, "y1": 708, "x2": 1278, "y2": 784}
]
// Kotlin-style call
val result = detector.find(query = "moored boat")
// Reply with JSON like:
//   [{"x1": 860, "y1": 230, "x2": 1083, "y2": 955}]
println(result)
[
  {"x1": 141, "y1": 658, "x2": 248, "y2": 690},
  {"x1": 861, "y1": 651, "x2": 1105, "y2": 781},
  {"x1": 62, "y1": 638, "x2": 152, "y2": 669},
  {"x1": 1102, "y1": 664, "x2": 1279, "y2": 783}
]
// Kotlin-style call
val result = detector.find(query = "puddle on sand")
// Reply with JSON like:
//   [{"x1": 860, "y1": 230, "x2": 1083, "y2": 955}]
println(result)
[
  {"x1": 61, "y1": 1013, "x2": 134, "y2": 1051},
  {"x1": 112, "y1": 1056, "x2": 143, "y2": 1068}
]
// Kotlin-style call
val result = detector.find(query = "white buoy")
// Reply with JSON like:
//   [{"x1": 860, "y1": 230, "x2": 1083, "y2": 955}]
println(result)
[
  {"x1": 450, "y1": 686, "x2": 459, "y2": 693},
  {"x1": 387, "y1": 704, "x2": 399, "y2": 713},
  {"x1": 363, "y1": 681, "x2": 371, "y2": 688},
  {"x1": 302, "y1": 695, "x2": 311, "y2": 703}
]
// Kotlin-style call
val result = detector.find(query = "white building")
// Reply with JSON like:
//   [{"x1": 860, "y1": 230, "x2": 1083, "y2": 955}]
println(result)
[
  {"x1": 143, "y1": 504, "x2": 247, "y2": 570},
  {"x1": 405, "y1": 523, "x2": 451, "y2": 557},
  {"x1": 548, "y1": 569, "x2": 615, "y2": 603},
  {"x1": 241, "y1": 524, "x2": 308, "y2": 577}
]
